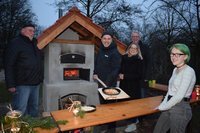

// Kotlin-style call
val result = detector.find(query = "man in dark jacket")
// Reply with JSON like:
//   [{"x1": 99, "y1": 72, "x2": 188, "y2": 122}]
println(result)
[
  {"x1": 4, "y1": 24, "x2": 43, "y2": 117},
  {"x1": 93, "y1": 32, "x2": 121, "y2": 87},
  {"x1": 93, "y1": 31, "x2": 121, "y2": 133},
  {"x1": 131, "y1": 31, "x2": 149, "y2": 82}
]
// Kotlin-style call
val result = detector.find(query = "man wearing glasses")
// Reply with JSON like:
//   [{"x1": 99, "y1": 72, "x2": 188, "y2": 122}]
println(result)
[
  {"x1": 123, "y1": 31, "x2": 150, "y2": 132},
  {"x1": 131, "y1": 31, "x2": 150, "y2": 94}
]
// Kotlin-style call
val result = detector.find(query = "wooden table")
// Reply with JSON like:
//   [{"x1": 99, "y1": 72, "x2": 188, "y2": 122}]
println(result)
[
  {"x1": 149, "y1": 83, "x2": 200, "y2": 103},
  {"x1": 149, "y1": 83, "x2": 168, "y2": 92},
  {"x1": 51, "y1": 96, "x2": 163, "y2": 132}
]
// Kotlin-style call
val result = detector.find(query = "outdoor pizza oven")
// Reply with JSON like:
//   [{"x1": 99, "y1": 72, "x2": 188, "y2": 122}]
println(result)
[{"x1": 43, "y1": 29, "x2": 99, "y2": 112}]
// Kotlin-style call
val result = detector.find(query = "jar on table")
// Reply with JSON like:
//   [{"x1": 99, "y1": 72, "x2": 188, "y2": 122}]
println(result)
[
  {"x1": 6, "y1": 110, "x2": 22, "y2": 133},
  {"x1": 195, "y1": 85, "x2": 200, "y2": 99}
]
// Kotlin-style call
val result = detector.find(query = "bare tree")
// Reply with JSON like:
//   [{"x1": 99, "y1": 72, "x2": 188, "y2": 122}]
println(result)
[
  {"x1": 154, "y1": 0, "x2": 199, "y2": 45},
  {"x1": 0, "y1": 0, "x2": 37, "y2": 48},
  {"x1": 54, "y1": 0, "x2": 143, "y2": 44},
  {"x1": 54, "y1": 0, "x2": 113, "y2": 18},
  {"x1": 0, "y1": 0, "x2": 37, "y2": 69},
  {"x1": 145, "y1": 0, "x2": 200, "y2": 83}
]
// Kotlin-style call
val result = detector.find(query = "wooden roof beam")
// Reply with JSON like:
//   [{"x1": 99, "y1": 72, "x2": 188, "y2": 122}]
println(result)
[
  {"x1": 52, "y1": 38, "x2": 94, "y2": 45},
  {"x1": 70, "y1": 24, "x2": 89, "y2": 37}
]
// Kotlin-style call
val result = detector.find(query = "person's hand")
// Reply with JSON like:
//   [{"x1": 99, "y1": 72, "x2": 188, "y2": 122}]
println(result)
[
  {"x1": 93, "y1": 74, "x2": 98, "y2": 80},
  {"x1": 8, "y1": 87, "x2": 16, "y2": 93},
  {"x1": 119, "y1": 74, "x2": 124, "y2": 80},
  {"x1": 154, "y1": 106, "x2": 159, "y2": 110}
]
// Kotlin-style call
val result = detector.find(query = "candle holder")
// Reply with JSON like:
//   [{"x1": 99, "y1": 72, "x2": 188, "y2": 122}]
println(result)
[
  {"x1": 195, "y1": 85, "x2": 200, "y2": 99},
  {"x1": 6, "y1": 110, "x2": 22, "y2": 133}
]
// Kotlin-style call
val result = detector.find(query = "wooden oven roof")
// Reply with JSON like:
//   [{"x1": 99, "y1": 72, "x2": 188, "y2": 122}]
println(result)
[{"x1": 37, "y1": 7, "x2": 126, "y2": 54}]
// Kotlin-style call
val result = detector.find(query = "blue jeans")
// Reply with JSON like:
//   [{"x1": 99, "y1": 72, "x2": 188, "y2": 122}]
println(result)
[{"x1": 12, "y1": 85, "x2": 40, "y2": 117}]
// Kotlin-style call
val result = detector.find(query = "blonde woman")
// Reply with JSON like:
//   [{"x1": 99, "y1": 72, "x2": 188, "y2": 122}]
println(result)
[{"x1": 119, "y1": 43, "x2": 144, "y2": 132}]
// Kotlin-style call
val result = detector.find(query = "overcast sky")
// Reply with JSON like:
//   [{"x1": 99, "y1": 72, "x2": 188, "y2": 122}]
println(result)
[
  {"x1": 30, "y1": 0, "x2": 57, "y2": 27},
  {"x1": 30, "y1": 0, "x2": 153, "y2": 27}
]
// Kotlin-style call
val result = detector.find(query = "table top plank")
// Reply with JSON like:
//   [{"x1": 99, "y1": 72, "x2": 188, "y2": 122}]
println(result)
[
  {"x1": 149, "y1": 83, "x2": 168, "y2": 92},
  {"x1": 149, "y1": 83, "x2": 200, "y2": 103},
  {"x1": 51, "y1": 96, "x2": 163, "y2": 131}
]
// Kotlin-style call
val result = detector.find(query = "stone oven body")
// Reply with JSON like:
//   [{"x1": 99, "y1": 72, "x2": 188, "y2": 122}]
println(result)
[{"x1": 43, "y1": 29, "x2": 99, "y2": 112}]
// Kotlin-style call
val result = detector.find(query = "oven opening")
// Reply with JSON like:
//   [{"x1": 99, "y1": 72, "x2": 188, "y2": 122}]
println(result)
[
  {"x1": 64, "y1": 68, "x2": 80, "y2": 80},
  {"x1": 63, "y1": 68, "x2": 90, "y2": 81}
]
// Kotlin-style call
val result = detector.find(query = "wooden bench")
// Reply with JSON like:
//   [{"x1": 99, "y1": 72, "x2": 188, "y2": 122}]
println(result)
[{"x1": 33, "y1": 127, "x2": 59, "y2": 133}]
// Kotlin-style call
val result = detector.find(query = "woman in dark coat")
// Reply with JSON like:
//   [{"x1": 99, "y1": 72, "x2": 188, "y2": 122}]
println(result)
[
  {"x1": 119, "y1": 43, "x2": 143, "y2": 99},
  {"x1": 119, "y1": 43, "x2": 144, "y2": 132}
]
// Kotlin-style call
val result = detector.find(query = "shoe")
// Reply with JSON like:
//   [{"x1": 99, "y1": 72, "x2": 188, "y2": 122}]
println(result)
[
  {"x1": 135, "y1": 118, "x2": 139, "y2": 124},
  {"x1": 124, "y1": 123, "x2": 137, "y2": 132}
]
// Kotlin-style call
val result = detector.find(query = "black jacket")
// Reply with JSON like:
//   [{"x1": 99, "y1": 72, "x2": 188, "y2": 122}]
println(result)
[
  {"x1": 119, "y1": 54, "x2": 143, "y2": 99},
  {"x1": 138, "y1": 41, "x2": 150, "y2": 79},
  {"x1": 4, "y1": 34, "x2": 43, "y2": 88},
  {"x1": 129, "y1": 40, "x2": 150, "y2": 80},
  {"x1": 94, "y1": 42, "x2": 121, "y2": 87},
  {"x1": 120, "y1": 54, "x2": 143, "y2": 80}
]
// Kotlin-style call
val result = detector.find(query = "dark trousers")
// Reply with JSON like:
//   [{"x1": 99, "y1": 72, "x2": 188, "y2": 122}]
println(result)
[
  {"x1": 153, "y1": 101, "x2": 192, "y2": 133},
  {"x1": 98, "y1": 93, "x2": 116, "y2": 133}
]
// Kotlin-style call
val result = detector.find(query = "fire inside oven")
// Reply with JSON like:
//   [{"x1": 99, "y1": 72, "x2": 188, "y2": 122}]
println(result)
[{"x1": 64, "y1": 68, "x2": 80, "y2": 80}]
